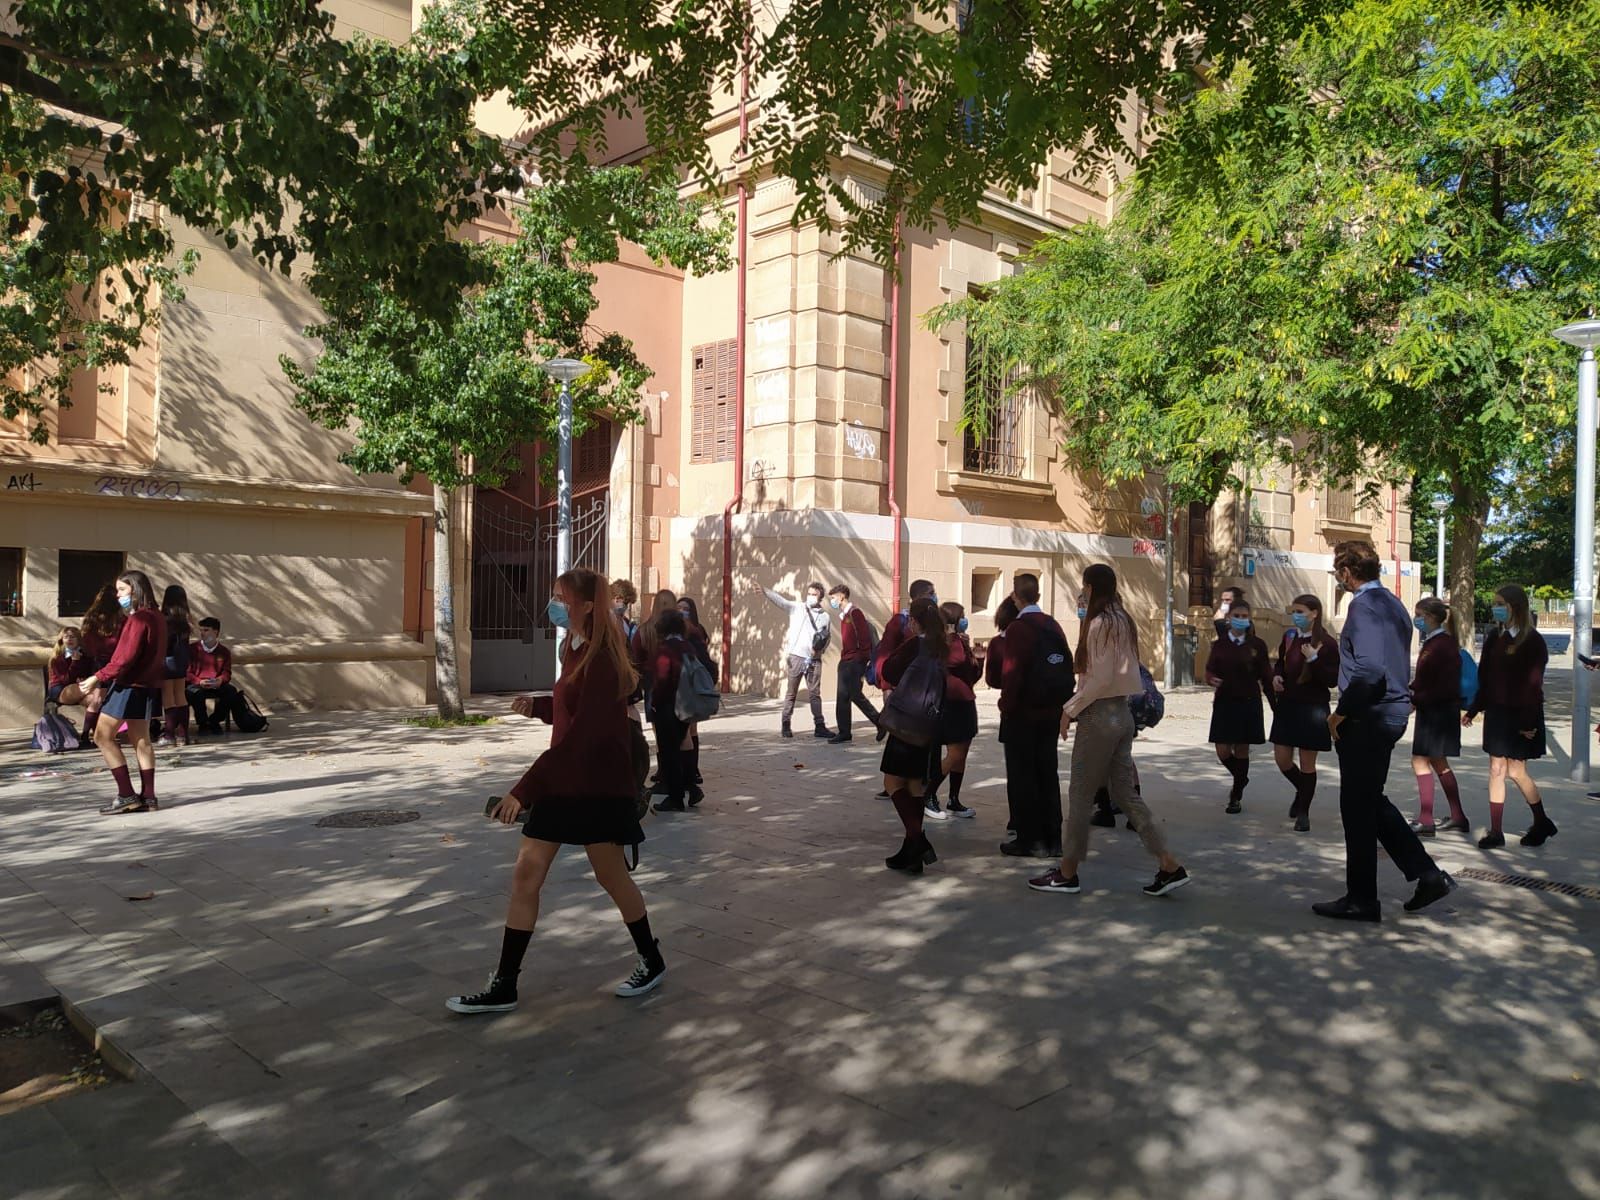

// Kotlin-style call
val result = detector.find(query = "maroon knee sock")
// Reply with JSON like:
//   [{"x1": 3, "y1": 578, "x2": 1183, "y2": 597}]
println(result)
[
  {"x1": 890, "y1": 788, "x2": 924, "y2": 839},
  {"x1": 139, "y1": 767, "x2": 156, "y2": 798},
  {"x1": 111, "y1": 765, "x2": 134, "y2": 797},
  {"x1": 1415, "y1": 773, "x2": 1436, "y2": 824},
  {"x1": 1438, "y1": 769, "x2": 1465, "y2": 821}
]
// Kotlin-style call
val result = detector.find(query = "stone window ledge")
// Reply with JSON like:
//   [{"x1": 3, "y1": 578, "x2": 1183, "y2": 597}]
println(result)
[{"x1": 940, "y1": 470, "x2": 1055, "y2": 500}]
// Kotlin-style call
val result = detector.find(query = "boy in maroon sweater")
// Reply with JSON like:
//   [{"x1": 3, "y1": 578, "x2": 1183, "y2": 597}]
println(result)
[
  {"x1": 186, "y1": 616, "x2": 238, "y2": 734},
  {"x1": 827, "y1": 584, "x2": 881, "y2": 743},
  {"x1": 997, "y1": 574, "x2": 1074, "y2": 858}
]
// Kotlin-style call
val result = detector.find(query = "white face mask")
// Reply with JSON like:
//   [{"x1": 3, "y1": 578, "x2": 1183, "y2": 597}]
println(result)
[
  {"x1": 201, "y1": 637, "x2": 218, "y2": 650},
  {"x1": 806, "y1": 595, "x2": 822, "y2": 608}
]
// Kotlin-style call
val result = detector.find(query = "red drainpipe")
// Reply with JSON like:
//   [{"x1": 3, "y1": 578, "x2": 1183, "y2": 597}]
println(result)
[
  {"x1": 720, "y1": 41, "x2": 751, "y2": 692},
  {"x1": 886, "y1": 84, "x2": 905, "y2": 611},
  {"x1": 1389, "y1": 485, "x2": 1400, "y2": 594}
]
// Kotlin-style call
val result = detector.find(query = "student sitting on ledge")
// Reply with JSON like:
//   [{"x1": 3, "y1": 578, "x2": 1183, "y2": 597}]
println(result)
[
  {"x1": 186, "y1": 617, "x2": 238, "y2": 734},
  {"x1": 47, "y1": 625, "x2": 93, "y2": 706}
]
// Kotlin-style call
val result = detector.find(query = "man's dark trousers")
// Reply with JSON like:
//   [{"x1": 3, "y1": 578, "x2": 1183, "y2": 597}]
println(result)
[
  {"x1": 1004, "y1": 717, "x2": 1061, "y2": 851},
  {"x1": 835, "y1": 660, "x2": 879, "y2": 738},
  {"x1": 188, "y1": 682, "x2": 239, "y2": 729},
  {"x1": 1337, "y1": 714, "x2": 1437, "y2": 903}
]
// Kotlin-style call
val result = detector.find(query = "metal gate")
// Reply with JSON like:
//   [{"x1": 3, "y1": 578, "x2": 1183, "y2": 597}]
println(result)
[{"x1": 470, "y1": 490, "x2": 609, "y2": 692}]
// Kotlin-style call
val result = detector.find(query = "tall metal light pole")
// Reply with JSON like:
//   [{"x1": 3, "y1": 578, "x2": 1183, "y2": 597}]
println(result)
[
  {"x1": 1163, "y1": 481, "x2": 1177, "y2": 691},
  {"x1": 1431, "y1": 496, "x2": 1449, "y2": 599},
  {"x1": 540, "y1": 357, "x2": 589, "y2": 671},
  {"x1": 1553, "y1": 320, "x2": 1600, "y2": 784}
]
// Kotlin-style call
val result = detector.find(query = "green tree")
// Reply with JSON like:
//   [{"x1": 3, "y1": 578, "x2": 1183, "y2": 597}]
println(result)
[
  {"x1": 0, "y1": 0, "x2": 515, "y2": 435},
  {"x1": 284, "y1": 168, "x2": 728, "y2": 717},
  {"x1": 939, "y1": 0, "x2": 1600, "y2": 638}
]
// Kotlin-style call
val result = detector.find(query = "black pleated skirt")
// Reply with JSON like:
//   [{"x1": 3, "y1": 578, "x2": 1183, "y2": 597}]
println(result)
[
  {"x1": 1269, "y1": 699, "x2": 1332, "y2": 751},
  {"x1": 1412, "y1": 702, "x2": 1462, "y2": 759},
  {"x1": 880, "y1": 734, "x2": 939, "y2": 782},
  {"x1": 522, "y1": 794, "x2": 644, "y2": 846},
  {"x1": 1481, "y1": 707, "x2": 1546, "y2": 761},
  {"x1": 1209, "y1": 696, "x2": 1266, "y2": 746},
  {"x1": 939, "y1": 699, "x2": 979, "y2": 745}
]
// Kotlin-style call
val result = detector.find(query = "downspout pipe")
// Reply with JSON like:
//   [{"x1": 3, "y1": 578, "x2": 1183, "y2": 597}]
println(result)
[
  {"x1": 886, "y1": 83, "x2": 906, "y2": 612},
  {"x1": 720, "y1": 41, "x2": 751, "y2": 693}
]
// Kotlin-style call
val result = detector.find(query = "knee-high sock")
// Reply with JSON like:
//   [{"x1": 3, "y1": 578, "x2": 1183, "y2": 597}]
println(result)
[
  {"x1": 110, "y1": 765, "x2": 134, "y2": 797},
  {"x1": 1279, "y1": 763, "x2": 1303, "y2": 787},
  {"x1": 139, "y1": 767, "x2": 156, "y2": 798},
  {"x1": 1438, "y1": 768, "x2": 1465, "y2": 821},
  {"x1": 890, "y1": 788, "x2": 924, "y2": 839},
  {"x1": 164, "y1": 707, "x2": 184, "y2": 738},
  {"x1": 626, "y1": 912, "x2": 661, "y2": 962},
  {"x1": 926, "y1": 771, "x2": 945, "y2": 802},
  {"x1": 948, "y1": 771, "x2": 964, "y2": 805},
  {"x1": 1297, "y1": 771, "x2": 1317, "y2": 813},
  {"x1": 1489, "y1": 800, "x2": 1505, "y2": 834},
  {"x1": 497, "y1": 926, "x2": 533, "y2": 979},
  {"x1": 1415, "y1": 772, "x2": 1436, "y2": 824}
]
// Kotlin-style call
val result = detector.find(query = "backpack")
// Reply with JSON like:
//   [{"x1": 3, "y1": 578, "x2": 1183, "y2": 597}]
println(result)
[
  {"x1": 1458, "y1": 649, "x2": 1479, "y2": 710},
  {"x1": 230, "y1": 689, "x2": 269, "y2": 733},
  {"x1": 805, "y1": 606, "x2": 830, "y2": 657},
  {"x1": 1128, "y1": 664, "x2": 1165, "y2": 731},
  {"x1": 675, "y1": 648, "x2": 722, "y2": 722},
  {"x1": 867, "y1": 613, "x2": 909, "y2": 688},
  {"x1": 878, "y1": 648, "x2": 947, "y2": 747},
  {"x1": 1022, "y1": 621, "x2": 1076, "y2": 709},
  {"x1": 31, "y1": 709, "x2": 79, "y2": 754}
]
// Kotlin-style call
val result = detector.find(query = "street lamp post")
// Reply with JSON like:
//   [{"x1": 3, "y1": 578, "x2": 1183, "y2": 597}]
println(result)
[
  {"x1": 539, "y1": 357, "x2": 589, "y2": 672},
  {"x1": 1552, "y1": 320, "x2": 1600, "y2": 784},
  {"x1": 1431, "y1": 497, "x2": 1449, "y2": 600}
]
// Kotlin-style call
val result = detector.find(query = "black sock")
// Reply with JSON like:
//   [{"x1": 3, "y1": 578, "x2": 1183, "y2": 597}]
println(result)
[
  {"x1": 1529, "y1": 801, "x2": 1549, "y2": 825},
  {"x1": 948, "y1": 771, "x2": 964, "y2": 804},
  {"x1": 1279, "y1": 763, "x2": 1302, "y2": 785},
  {"x1": 927, "y1": 771, "x2": 945, "y2": 802},
  {"x1": 1237, "y1": 758, "x2": 1250, "y2": 786},
  {"x1": 626, "y1": 914, "x2": 661, "y2": 963},
  {"x1": 497, "y1": 926, "x2": 533, "y2": 980}
]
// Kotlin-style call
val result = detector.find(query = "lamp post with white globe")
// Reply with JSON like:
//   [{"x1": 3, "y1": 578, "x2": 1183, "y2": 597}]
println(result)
[
  {"x1": 1552, "y1": 319, "x2": 1600, "y2": 783},
  {"x1": 539, "y1": 356, "x2": 589, "y2": 670},
  {"x1": 1431, "y1": 496, "x2": 1449, "y2": 600}
]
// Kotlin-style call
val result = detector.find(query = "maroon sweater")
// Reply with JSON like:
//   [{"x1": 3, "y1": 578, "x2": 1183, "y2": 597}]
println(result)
[
  {"x1": 1205, "y1": 633, "x2": 1275, "y2": 705},
  {"x1": 1410, "y1": 632, "x2": 1461, "y2": 708},
  {"x1": 650, "y1": 637, "x2": 688, "y2": 717},
  {"x1": 873, "y1": 611, "x2": 914, "y2": 683},
  {"x1": 80, "y1": 628, "x2": 119, "y2": 672},
  {"x1": 1273, "y1": 632, "x2": 1339, "y2": 705},
  {"x1": 510, "y1": 643, "x2": 635, "y2": 801},
  {"x1": 841, "y1": 607, "x2": 873, "y2": 664},
  {"x1": 187, "y1": 642, "x2": 233, "y2": 687},
  {"x1": 1469, "y1": 629, "x2": 1547, "y2": 726},
  {"x1": 944, "y1": 635, "x2": 982, "y2": 703},
  {"x1": 48, "y1": 650, "x2": 92, "y2": 689},
  {"x1": 98, "y1": 608, "x2": 168, "y2": 689},
  {"x1": 998, "y1": 611, "x2": 1073, "y2": 720}
]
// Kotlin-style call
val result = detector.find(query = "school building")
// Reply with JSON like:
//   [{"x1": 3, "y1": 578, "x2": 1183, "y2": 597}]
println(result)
[{"x1": 0, "y1": 0, "x2": 1420, "y2": 730}]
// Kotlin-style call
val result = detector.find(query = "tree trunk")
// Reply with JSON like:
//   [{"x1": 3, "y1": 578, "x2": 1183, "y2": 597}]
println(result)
[
  {"x1": 433, "y1": 483, "x2": 465, "y2": 719},
  {"x1": 1447, "y1": 480, "x2": 1490, "y2": 645}
]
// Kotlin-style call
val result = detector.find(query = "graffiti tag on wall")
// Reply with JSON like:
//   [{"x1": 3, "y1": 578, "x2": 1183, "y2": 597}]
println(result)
[
  {"x1": 845, "y1": 423, "x2": 878, "y2": 460},
  {"x1": 95, "y1": 476, "x2": 182, "y2": 500}
]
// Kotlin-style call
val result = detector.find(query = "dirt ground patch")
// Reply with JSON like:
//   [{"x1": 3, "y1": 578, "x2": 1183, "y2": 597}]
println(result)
[{"x1": 0, "y1": 1004, "x2": 120, "y2": 1117}]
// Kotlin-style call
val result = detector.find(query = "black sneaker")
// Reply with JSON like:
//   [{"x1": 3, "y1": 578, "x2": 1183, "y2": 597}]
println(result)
[
  {"x1": 100, "y1": 795, "x2": 148, "y2": 815},
  {"x1": 1404, "y1": 871, "x2": 1456, "y2": 913},
  {"x1": 923, "y1": 797, "x2": 948, "y2": 821},
  {"x1": 1225, "y1": 798, "x2": 1242, "y2": 814},
  {"x1": 687, "y1": 785, "x2": 705, "y2": 807},
  {"x1": 1520, "y1": 818, "x2": 1558, "y2": 846},
  {"x1": 946, "y1": 800, "x2": 975, "y2": 819},
  {"x1": 813, "y1": 727, "x2": 835, "y2": 739},
  {"x1": 1143, "y1": 867, "x2": 1191, "y2": 897},
  {"x1": 446, "y1": 973, "x2": 518, "y2": 1014},
  {"x1": 876, "y1": 789, "x2": 892, "y2": 801},
  {"x1": 1311, "y1": 896, "x2": 1381, "y2": 923},
  {"x1": 781, "y1": 726, "x2": 794, "y2": 740},
  {"x1": 1028, "y1": 868, "x2": 1080, "y2": 894},
  {"x1": 1294, "y1": 812, "x2": 1310, "y2": 833},
  {"x1": 653, "y1": 796, "x2": 687, "y2": 814},
  {"x1": 615, "y1": 946, "x2": 666, "y2": 997}
]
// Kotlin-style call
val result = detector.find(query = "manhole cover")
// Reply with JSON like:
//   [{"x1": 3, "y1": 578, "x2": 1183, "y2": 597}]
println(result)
[{"x1": 315, "y1": 809, "x2": 421, "y2": 829}]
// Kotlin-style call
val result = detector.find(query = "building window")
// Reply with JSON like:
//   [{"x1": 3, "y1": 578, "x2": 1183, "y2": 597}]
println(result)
[
  {"x1": 969, "y1": 568, "x2": 1002, "y2": 615},
  {"x1": 0, "y1": 548, "x2": 21, "y2": 616},
  {"x1": 961, "y1": 334, "x2": 1028, "y2": 479},
  {"x1": 58, "y1": 549, "x2": 124, "y2": 617},
  {"x1": 690, "y1": 339, "x2": 737, "y2": 464},
  {"x1": 573, "y1": 420, "x2": 614, "y2": 492}
]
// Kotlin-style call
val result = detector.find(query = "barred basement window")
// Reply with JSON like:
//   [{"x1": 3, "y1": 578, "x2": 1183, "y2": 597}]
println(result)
[
  {"x1": 58, "y1": 549, "x2": 124, "y2": 617},
  {"x1": 0, "y1": 547, "x2": 21, "y2": 616},
  {"x1": 962, "y1": 333, "x2": 1029, "y2": 479},
  {"x1": 690, "y1": 339, "x2": 737, "y2": 464}
]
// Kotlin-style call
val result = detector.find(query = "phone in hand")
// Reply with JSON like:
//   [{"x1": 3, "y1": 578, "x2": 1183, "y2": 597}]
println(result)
[{"x1": 1579, "y1": 653, "x2": 1598, "y2": 668}]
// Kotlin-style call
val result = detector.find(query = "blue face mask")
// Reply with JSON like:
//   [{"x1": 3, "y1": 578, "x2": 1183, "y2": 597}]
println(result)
[
  {"x1": 1076, "y1": 606, "x2": 1088, "y2": 620},
  {"x1": 1229, "y1": 617, "x2": 1252, "y2": 633},
  {"x1": 117, "y1": 596, "x2": 133, "y2": 612},
  {"x1": 956, "y1": 616, "x2": 969, "y2": 634},
  {"x1": 546, "y1": 598, "x2": 570, "y2": 629},
  {"x1": 1291, "y1": 612, "x2": 1312, "y2": 632},
  {"x1": 1413, "y1": 616, "x2": 1430, "y2": 634},
  {"x1": 1492, "y1": 604, "x2": 1510, "y2": 624}
]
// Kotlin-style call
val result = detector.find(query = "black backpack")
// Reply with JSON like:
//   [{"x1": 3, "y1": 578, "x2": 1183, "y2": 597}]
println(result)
[
  {"x1": 230, "y1": 689, "x2": 269, "y2": 733},
  {"x1": 878, "y1": 647, "x2": 946, "y2": 746},
  {"x1": 1022, "y1": 621, "x2": 1076, "y2": 709}
]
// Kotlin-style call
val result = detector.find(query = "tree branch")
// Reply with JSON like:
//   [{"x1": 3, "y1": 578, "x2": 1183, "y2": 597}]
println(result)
[{"x1": 0, "y1": 33, "x2": 164, "y2": 73}]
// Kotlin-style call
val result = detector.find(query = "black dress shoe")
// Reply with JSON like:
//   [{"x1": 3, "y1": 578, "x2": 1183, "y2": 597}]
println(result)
[
  {"x1": 827, "y1": 734, "x2": 853, "y2": 744},
  {"x1": 100, "y1": 795, "x2": 149, "y2": 816},
  {"x1": 813, "y1": 727, "x2": 835, "y2": 739},
  {"x1": 885, "y1": 839, "x2": 924, "y2": 875},
  {"x1": 652, "y1": 797, "x2": 687, "y2": 813},
  {"x1": 1311, "y1": 896, "x2": 1381, "y2": 923},
  {"x1": 1404, "y1": 872, "x2": 1456, "y2": 912},
  {"x1": 781, "y1": 726, "x2": 794, "y2": 739},
  {"x1": 1000, "y1": 840, "x2": 1054, "y2": 859}
]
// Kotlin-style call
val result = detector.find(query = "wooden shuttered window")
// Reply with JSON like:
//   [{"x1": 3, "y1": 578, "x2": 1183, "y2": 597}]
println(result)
[{"x1": 690, "y1": 339, "x2": 738, "y2": 463}]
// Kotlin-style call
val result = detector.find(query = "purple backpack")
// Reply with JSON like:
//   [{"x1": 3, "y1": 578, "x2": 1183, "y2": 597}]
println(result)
[{"x1": 31, "y1": 710, "x2": 80, "y2": 754}]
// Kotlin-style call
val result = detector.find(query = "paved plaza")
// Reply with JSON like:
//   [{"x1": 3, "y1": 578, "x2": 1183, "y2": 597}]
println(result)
[{"x1": 1, "y1": 679, "x2": 1598, "y2": 1200}]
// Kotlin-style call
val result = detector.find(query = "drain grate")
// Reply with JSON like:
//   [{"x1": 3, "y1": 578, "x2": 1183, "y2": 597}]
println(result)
[
  {"x1": 1453, "y1": 867, "x2": 1600, "y2": 902},
  {"x1": 315, "y1": 809, "x2": 420, "y2": 829}
]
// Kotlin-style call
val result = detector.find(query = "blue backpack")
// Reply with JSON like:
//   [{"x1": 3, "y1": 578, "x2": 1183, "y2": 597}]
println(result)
[
  {"x1": 1458, "y1": 649, "x2": 1478, "y2": 710},
  {"x1": 1128, "y1": 665, "x2": 1165, "y2": 731}
]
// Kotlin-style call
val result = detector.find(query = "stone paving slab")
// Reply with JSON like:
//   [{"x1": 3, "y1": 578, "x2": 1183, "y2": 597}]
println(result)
[{"x1": 1, "y1": 682, "x2": 1598, "y2": 1199}]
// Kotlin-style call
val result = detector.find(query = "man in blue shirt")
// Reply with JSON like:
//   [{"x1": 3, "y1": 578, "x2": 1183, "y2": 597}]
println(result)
[{"x1": 1316, "y1": 541, "x2": 1455, "y2": 922}]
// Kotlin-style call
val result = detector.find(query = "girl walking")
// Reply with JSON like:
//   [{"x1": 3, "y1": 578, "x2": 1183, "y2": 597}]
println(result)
[
  {"x1": 1029, "y1": 564, "x2": 1190, "y2": 896},
  {"x1": 1204, "y1": 598, "x2": 1275, "y2": 813},
  {"x1": 648, "y1": 609, "x2": 693, "y2": 814},
  {"x1": 447, "y1": 567, "x2": 664, "y2": 1014},
  {"x1": 878, "y1": 598, "x2": 950, "y2": 874},
  {"x1": 676, "y1": 596, "x2": 710, "y2": 800},
  {"x1": 1463, "y1": 585, "x2": 1556, "y2": 848},
  {"x1": 77, "y1": 583, "x2": 124, "y2": 745},
  {"x1": 76, "y1": 571, "x2": 168, "y2": 814},
  {"x1": 1270, "y1": 595, "x2": 1339, "y2": 832},
  {"x1": 1408, "y1": 598, "x2": 1468, "y2": 836},
  {"x1": 158, "y1": 583, "x2": 194, "y2": 747},
  {"x1": 929, "y1": 601, "x2": 982, "y2": 820}
]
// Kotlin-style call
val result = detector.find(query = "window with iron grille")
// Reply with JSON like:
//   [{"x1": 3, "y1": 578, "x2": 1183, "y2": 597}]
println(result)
[
  {"x1": 690, "y1": 339, "x2": 738, "y2": 464},
  {"x1": 573, "y1": 420, "x2": 613, "y2": 492},
  {"x1": 58, "y1": 549, "x2": 124, "y2": 617},
  {"x1": 0, "y1": 547, "x2": 21, "y2": 616},
  {"x1": 961, "y1": 333, "x2": 1029, "y2": 479}
]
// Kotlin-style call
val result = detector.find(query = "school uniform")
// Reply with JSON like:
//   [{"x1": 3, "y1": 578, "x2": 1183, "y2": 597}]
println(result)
[
  {"x1": 47, "y1": 648, "x2": 92, "y2": 702},
  {"x1": 834, "y1": 604, "x2": 881, "y2": 738},
  {"x1": 187, "y1": 640, "x2": 239, "y2": 730},
  {"x1": 96, "y1": 609, "x2": 168, "y2": 721},
  {"x1": 998, "y1": 608, "x2": 1074, "y2": 854},
  {"x1": 939, "y1": 635, "x2": 982, "y2": 745},
  {"x1": 878, "y1": 636, "x2": 945, "y2": 782},
  {"x1": 1205, "y1": 631, "x2": 1274, "y2": 744},
  {"x1": 649, "y1": 636, "x2": 691, "y2": 807},
  {"x1": 509, "y1": 642, "x2": 643, "y2": 847},
  {"x1": 1469, "y1": 628, "x2": 1548, "y2": 761},
  {"x1": 1269, "y1": 631, "x2": 1339, "y2": 751},
  {"x1": 1410, "y1": 629, "x2": 1462, "y2": 758},
  {"x1": 163, "y1": 620, "x2": 191, "y2": 681}
]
